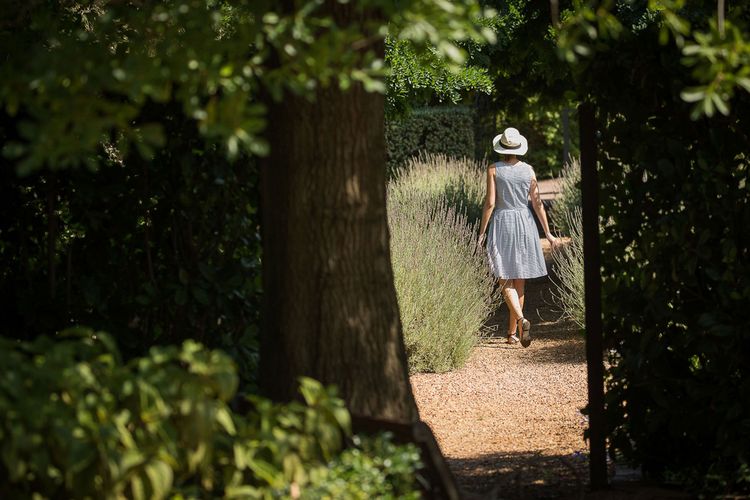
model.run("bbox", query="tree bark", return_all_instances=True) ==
[259,5,418,422]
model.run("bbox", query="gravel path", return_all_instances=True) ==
[411,240,590,499]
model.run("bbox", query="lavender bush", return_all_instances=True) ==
[550,157,582,237]
[547,156,585,328]
[388,155,495,373]
[550,206,585,328]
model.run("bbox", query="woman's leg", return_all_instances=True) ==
[513,279,526,334]
[502,280,525,335]
[511,278,532,346]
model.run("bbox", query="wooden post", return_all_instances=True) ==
[579,102,608,489]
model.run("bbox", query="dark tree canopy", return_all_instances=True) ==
[0,0,495,414]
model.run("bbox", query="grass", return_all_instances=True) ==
[388,154,495,373]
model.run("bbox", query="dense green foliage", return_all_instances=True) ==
[386,106,476,172]
[0,0,497,387]
[0,124,262,387]
[0,0,496,174]
[386,37,494,115]
[558,2,750,494]
[388,155,495,373]
[472,1,580,178]
[0,330,422,499]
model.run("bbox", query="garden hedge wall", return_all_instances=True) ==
[386,106,475,172]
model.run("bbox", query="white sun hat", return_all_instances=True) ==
[492,127,528,156]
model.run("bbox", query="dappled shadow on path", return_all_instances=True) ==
[452,451,694,499]
[526,337,586,365]
[416,243,592,498]
[454,269,588,499]
[451,450,589,499]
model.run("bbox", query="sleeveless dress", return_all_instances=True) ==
[486,161,547,280]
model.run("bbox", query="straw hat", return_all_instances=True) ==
[492,127,528,156]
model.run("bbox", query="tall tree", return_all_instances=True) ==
[260,58,418,420]
[258,1,495,420]
[1,0,494,420]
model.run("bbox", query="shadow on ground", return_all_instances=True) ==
[451,450,590,500]
[452,451,695,499]
[460,264,590,499]
[460,249,695,499]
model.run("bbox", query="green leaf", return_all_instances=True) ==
[248,458,282,486]
[331,406,352,434]
[737,77,750,93]
[144,460,173,500]
[216,406,237,435]
[298,377,323,405]
[225,485,262,498]
[680,87,705,103]
[130,474,146,500]
[711,93,729,116]
[573,43,592,56]
[437,41,465,64]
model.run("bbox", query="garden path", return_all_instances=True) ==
[411,239,590,499]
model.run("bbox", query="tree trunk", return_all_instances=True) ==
[259,5,418,422]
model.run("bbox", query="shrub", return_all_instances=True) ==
[548,156,585,328]
[386,37,493,116]
[388,155,495,373]
[386,106,475,172]
[302,434,421,499]
[0,119,262,391]
[569,5,750,493]
[0,329,421,499]
[388,153,486,223]
[550,156,582,237]
[550,206,585,329]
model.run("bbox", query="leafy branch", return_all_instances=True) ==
[554,0,750,119]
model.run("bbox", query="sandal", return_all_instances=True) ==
[518,318,532,348]
[506,334,519,344]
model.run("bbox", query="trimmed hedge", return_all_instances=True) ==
[386,106,475,172]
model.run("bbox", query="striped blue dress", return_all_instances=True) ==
[486,161,547,280]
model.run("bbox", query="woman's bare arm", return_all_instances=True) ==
[478,165,496,242]
[529,170,558,248]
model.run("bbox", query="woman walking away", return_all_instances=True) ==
[478,127,558,347]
